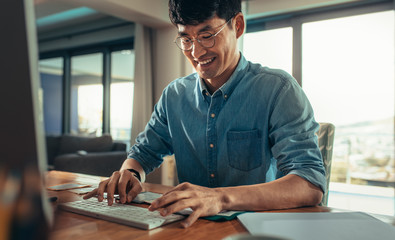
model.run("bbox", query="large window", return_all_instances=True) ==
[302,10,394,215]
[39,45,135,144]
[243,27,293,73]
[71,53,103,136]
[243,3,394,215]
[110,50,135,146]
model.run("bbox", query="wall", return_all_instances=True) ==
[145,26,191,184]
[40,73,62,135]
[152,26,191,103]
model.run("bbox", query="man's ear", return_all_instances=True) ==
[234,12,245,39]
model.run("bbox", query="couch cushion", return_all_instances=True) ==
[59,134,113,154]
[54,151,127,177]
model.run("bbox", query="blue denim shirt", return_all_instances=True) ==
[128,54,326,193]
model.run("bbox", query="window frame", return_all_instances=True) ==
[245,0,394,86]
[39,39,134,135]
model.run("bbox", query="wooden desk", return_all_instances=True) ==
[46,171,395,240]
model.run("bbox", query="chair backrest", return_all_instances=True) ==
[317,122,335,206]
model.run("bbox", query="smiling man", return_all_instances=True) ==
[84,0,326,228]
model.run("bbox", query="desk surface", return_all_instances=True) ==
[46,171,395,240]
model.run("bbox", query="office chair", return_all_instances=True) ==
[317,122,335,206]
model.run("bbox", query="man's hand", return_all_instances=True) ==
[83,169,143,205]
[148,182,225,228]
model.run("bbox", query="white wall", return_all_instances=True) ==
[152,26,191,103]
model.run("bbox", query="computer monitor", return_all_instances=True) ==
[0,0,53,239]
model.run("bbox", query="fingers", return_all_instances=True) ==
[126,179,142,202]
[106,171,121,205]
[96,178,110,202]
[117,172,129,203]
[148,183,224,228]
[150,197,202,228]
[181,210,202,228]
[83,170,141,205]
[149,182,195,211]
[82,178,111,202]
[161,199,192,217]
[83,188,98,200]
[149,190,188,211]
[118,170,142,203]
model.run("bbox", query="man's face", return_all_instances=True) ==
[177,15,241,85]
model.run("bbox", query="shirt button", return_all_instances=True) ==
[211,113,215,118]
[210,173,215,178]
[205,92,209,96]
[209,144,214,148]
[224,94,228,99]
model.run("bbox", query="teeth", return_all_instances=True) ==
[198,58,214,65]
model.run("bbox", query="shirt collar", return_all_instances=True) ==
[197,52,248,100]
[199,77,210,96]
[218,52,248,99]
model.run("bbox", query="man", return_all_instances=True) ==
[84,0,326,228]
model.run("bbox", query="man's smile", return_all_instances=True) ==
[195,57,216,67]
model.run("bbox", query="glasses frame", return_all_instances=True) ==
[174,18,233,51]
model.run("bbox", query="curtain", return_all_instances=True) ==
[130,23,154,145]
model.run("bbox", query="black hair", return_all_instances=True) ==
[168,0,241,26]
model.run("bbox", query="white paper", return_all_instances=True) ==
[238,212,395,240]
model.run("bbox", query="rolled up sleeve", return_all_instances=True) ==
[269,77,326,193]
[128,89,173,175]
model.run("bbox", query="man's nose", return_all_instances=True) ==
[191,41,207,59]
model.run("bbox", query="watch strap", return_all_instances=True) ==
[127,169,141,182]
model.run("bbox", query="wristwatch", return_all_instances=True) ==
[127,169,141,182]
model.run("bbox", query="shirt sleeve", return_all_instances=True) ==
[268,74,327,193]
[127,87,173,175]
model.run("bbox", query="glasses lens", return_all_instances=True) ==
[176,37,191,50]
[198,33,215,48]
[175,33,215,50]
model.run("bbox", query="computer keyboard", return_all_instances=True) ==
[130,191,163,204]
[59,197,185,230]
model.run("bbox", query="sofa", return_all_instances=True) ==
[46,134,128,177]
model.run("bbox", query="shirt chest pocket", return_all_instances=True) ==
[227,129,263,171]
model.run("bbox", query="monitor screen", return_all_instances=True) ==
[0,0,53,239]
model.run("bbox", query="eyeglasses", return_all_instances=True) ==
[174,18,232,51]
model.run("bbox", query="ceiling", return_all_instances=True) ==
[34,0,171,35]
[34,0,364,36]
